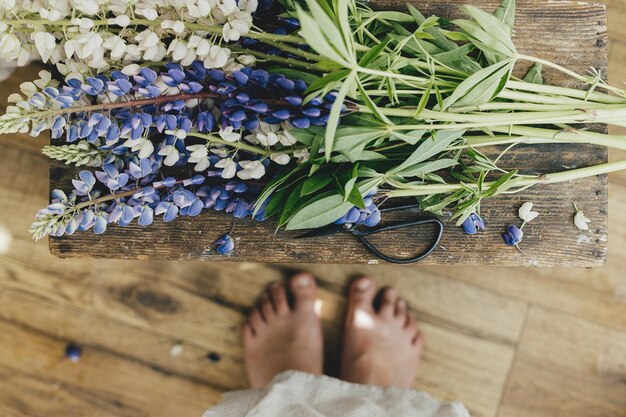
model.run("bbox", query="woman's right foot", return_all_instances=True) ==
[340,277,423,388]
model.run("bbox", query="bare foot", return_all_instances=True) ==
[340,277,423,388]
[243,273,323,388]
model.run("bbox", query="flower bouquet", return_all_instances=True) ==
[1,0,625,258]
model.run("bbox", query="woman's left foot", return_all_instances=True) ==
[243,273,323,388]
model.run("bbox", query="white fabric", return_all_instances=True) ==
[203,371,470,417]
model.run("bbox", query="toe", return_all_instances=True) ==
[289,272,317,312]
[260,293,275,321]
[405,314,418,335]
[242,323,255,341]
[346,276,376,324]
[379,288,398,319]
[412,330,424,348]
[270,282,289,316]
[248,308,265,332]
[395,299,407,317]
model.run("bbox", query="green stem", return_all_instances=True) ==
[518,54,625,97]
[498,90,589,105]
[230,46,320,70]
[366,105,626,129]
[187,132,301,156]
[506,80,625,104]
[9,18,304,44]
[385,158,626,197]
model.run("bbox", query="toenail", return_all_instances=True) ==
[296,275,311,287]
[356,278,371,291]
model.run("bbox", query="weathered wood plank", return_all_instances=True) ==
[0,319,222,417]
[497,307,626,417]
[43,0,609,265]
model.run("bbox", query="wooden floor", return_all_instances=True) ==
[1,3,626,417]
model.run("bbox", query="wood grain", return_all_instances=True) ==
[497,307,626,417]
[46,0,610,266]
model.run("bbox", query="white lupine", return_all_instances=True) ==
[270,153,291,165]
[186,145,211,171]
[237,160,265,180]
[573,204,591,230]
[33,32,57,62]
[293,148,310,163]
[158,145,180,166]
[1,0,257,74]
[215,157,237,178]
[219,126,241,142]
[103,35,127,60]
[518,202,539,223]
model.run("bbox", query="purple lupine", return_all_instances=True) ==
[502,225,524,246]
[462,213,485,234]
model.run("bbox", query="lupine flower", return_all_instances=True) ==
[502,225,524,246]
[518,202,539,223]
[573,203,591,230]
[213,233,235,255]
[65,343,82,363]
[1,0,257,75]
[462,213,485,234]
[334,190,382,227]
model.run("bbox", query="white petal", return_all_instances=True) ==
[518,202,534,221]
[574,211,590,230]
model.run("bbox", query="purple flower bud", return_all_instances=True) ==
[291,117,310,129]
[502,224,523,246]
[187,199,204,216]
[232,71,249,85]
[364,209,381,227]
[272,109,291,120]
[462,213,485,235]
[214,233,235,255]
[138,206,154,226]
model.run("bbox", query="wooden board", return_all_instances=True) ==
[48,0,610,265]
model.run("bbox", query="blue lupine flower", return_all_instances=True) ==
[462,213,485,234]
[213,233,235,255]
[334,196,381,227]
[502,225,524,246]
[65,343,82,363]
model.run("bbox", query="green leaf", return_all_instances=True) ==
[287,126,323,145]
[307,69,351,94]
[389,130,465,174]
[523,63,543,85]
[390,129,427,145]
[333,126,385,153]
[285,193,354,230]
[358,39,389,66]
[414,82,432,116]
[441,59,513,110]
[278,182,306,227]
[304,0,352,63]
[396,158,458,177]
[432,44,482,73]
[406,4,457,52]
[356,77,392,124]
[367,10,414,22]
[347,183,366,208]
[493,0,516,35]
[296,4,350,66]
[324,70,357,161]
[440,29,472,42]
[264,186,290,219]
[459,5,516,55]
[301,175,334,196]
[331,151,386,163]
[253,164,306,216]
